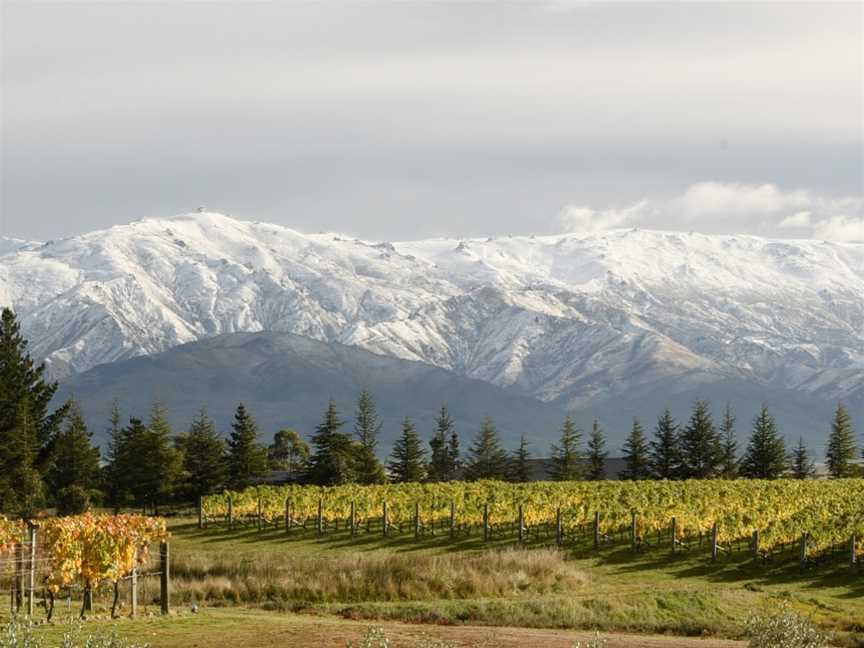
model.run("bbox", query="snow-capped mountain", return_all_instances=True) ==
[2,212,863,414]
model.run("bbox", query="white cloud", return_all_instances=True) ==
[812,215,864,242]
[559,200,652,234]
[778,211,812,228]
[559,182,863,242]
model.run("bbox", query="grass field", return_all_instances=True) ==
[9,517,864,647]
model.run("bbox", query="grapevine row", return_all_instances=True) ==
[203,479,864,560]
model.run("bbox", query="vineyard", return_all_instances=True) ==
[202,479,864,566]
[0,513,169,620]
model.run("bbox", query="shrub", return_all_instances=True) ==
[746,609,827,648]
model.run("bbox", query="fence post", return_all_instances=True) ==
[799,533,808,570]
[711,523,719,562]
[227,495,234,531]
[27,524,36,617]
[630,512,637,552]
[414,502,420,539]
[752,530,760,559]
[850,535,857,569]
[518,505,525,543]
[14,542,23,613]
[317,499,323,535]
[449,501,455,540]
[483,503,490,542]
[197,496,204,529]
[671,517,677,554]
[556,508,562,546]
[130,564,138,619]
[285,498,292,534]
[257,496,263,532]
[593,511,600,550]
[160,541,170,615]
[382,502,389,537]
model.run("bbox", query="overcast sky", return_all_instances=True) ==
[1,1,862,242]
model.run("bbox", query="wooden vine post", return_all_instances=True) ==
[518,505,525,544]
[350,501,357,538]
[257,496,263,532]
[555,507,562,546]
[27,524,36,617]
[799,533,808,570]
[160,541,170,615]
[414,502,421,539]
[14,542,24,613]
[449,501,456,540]
[630,512,638,552]
[317,498,324,535]
[483,503,490,542]
[752,530,760,559]
[197,496,204,530]
[593,511,600,550]
[130,564,138,619]
[382,502,389,538]
[227,495,234,531]
[670,517,677,554]
[850,535,857,570]
[711,522,719,561]
[285,498,292,534]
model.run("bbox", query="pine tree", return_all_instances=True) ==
[352,388,386,484]
[464,416,509,480]
[548,416,583,481]
[113,417,170,513]
[718,403,739,479]
[226,403,268,490]
[307,400,355,485]
[586,419,608,481]
[650,408,680,479]
[825,403,858,478]
[47,401,101,515]
[146,403,182,510]
[103,401,126,512]
[790,437,815,479]
[740,405,787,479]
[428,406,458,481]
[447,421,461,478]
[268,429,309,477]
[388,417,427,482]
[509,435,532,482]
[620,418,651,480]
[0,308,65,516]
[182,409,228,498]
[679,400,722,479]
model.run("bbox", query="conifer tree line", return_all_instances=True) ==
[0,308,862,518]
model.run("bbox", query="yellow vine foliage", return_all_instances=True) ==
[204,479,864,559]
[37,514,169,593]
[0,516,24,554]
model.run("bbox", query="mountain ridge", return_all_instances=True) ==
[3,212,863,432]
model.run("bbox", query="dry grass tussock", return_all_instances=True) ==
[171,547,588,605]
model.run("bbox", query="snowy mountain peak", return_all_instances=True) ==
[1,212,862,418]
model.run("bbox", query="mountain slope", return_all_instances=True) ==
[3,211,863,420]
[53,332,569,451]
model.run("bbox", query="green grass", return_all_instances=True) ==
[161,519,864,646]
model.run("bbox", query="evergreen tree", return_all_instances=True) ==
[352,389,386,484]
[226,403,268,490]
[0,308,65,516]
[509,435,532,482]
[650,408,680,480]
[740,405,787,479]
[718,403,739,479]
[102,401,126,512]
[464,416,509,480]
[182,409,228,498]
[387,417,427,482]
[307,400,355,485]
[678,400,722,479]
[268,428,309,477]
[147,403,182,509]
[620,418,651,480]
[428,406,459,481]
[113,416,177,513]
[825,403,858,478]
[548,416,583,481]
[586,419,608,480]
[47,401,101,515]
[447,420,461,478]
[790,437,815,479]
